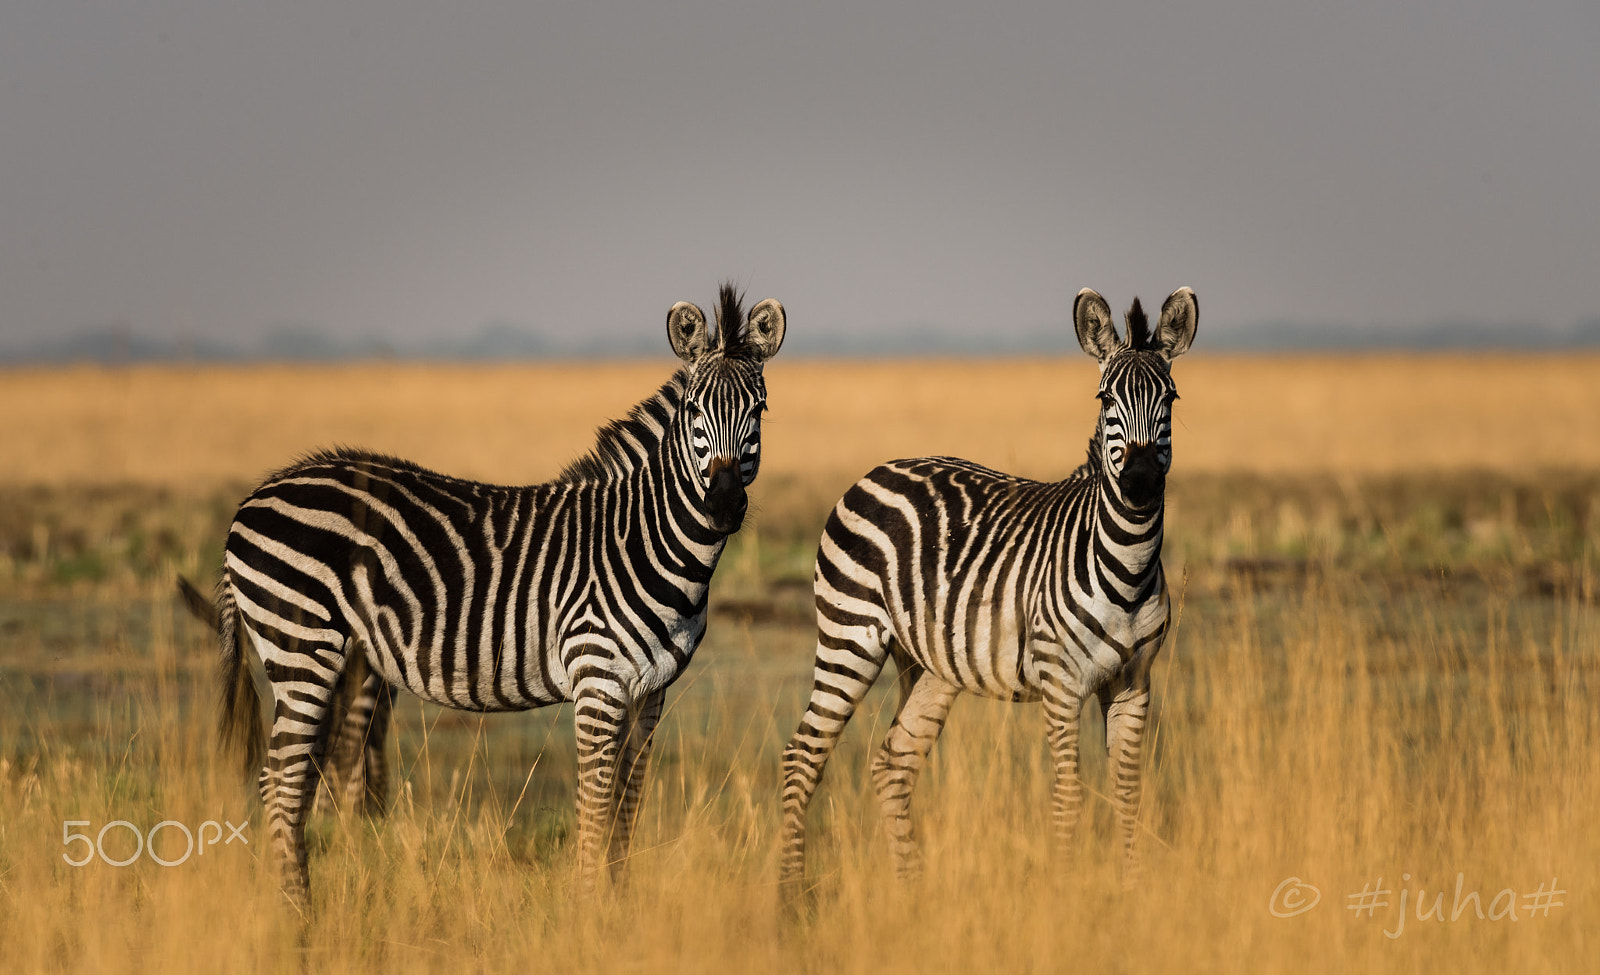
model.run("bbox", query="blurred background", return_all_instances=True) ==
[2,0,1597,361]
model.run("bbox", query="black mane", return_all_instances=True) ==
[555,370,688,483]
[1125,297,1150,351]
[717,282,745,355]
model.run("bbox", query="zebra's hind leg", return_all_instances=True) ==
[778,627,893,908]
[869,670,958,882]
[252,628,349,907]
[359,678,396,817]
[1099,675,1152,887]
[312,652,376,818]
[606,687,665,885]
[313,661,395,819]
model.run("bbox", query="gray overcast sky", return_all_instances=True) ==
[2,1,1596,352]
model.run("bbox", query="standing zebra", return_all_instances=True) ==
[208,285,784,902]
[778,287,1196,902]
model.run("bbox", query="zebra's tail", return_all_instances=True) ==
[176,574,265,776]
[176,574,221,631]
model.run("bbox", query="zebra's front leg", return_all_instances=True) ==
[870,671,958,882]
[571,676,629,896]
[1041,677,1087,870]
[1099,676,1152,886]
[606,687,664,884]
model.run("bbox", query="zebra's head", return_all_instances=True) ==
[666,285,786,535]
[1074,287,1199,510]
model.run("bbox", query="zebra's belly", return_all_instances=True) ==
[899,605,1039,701]
[363,632,563,712]
[353,587,708,709]
[394,668,561,713]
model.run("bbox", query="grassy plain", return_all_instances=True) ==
[2,355,1598,972]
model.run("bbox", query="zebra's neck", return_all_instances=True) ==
[1098,485,1164,568]
[642,409,732,579]
[1079,415,1164,598]
[1078,473,1166,607]
[553,368,729,576]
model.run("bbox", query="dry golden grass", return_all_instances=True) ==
[2,572,1595,972]
[3,356,1599,972]
[6,354,1600,490]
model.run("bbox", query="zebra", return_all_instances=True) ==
[202,284,784,903]
[778,287,1197,903]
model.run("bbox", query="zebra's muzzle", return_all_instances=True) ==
[1118,443,1167,509]
[706,458,748,534]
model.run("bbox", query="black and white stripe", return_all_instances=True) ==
[778,287,1197,901]
[210,284,785,902]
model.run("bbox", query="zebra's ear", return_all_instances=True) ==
[1074,288,1121,362]
[1154,287,1199,361]
[667,301,713,361]
[742,298,786,361]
